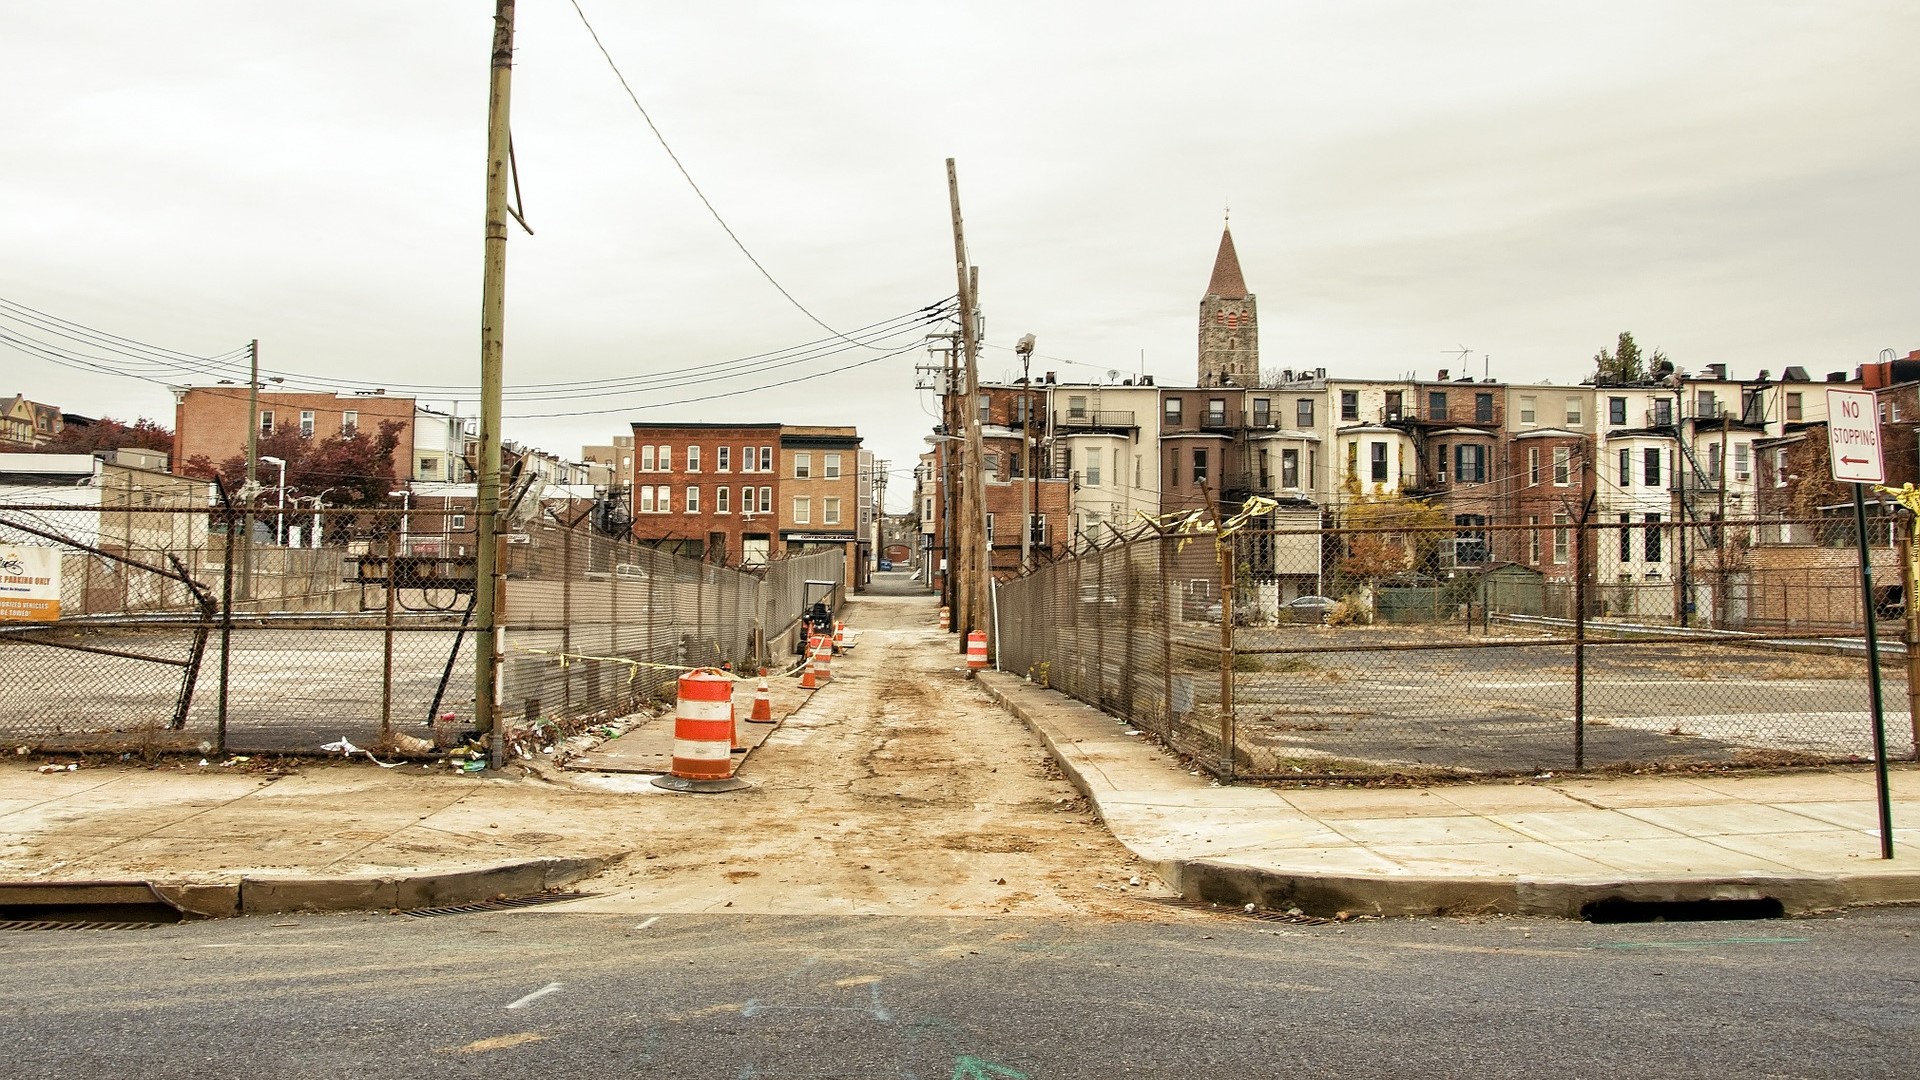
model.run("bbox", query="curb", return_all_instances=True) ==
[1,856,610,920]
[976,673,1920,919]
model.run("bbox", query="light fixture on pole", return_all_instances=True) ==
[389,489,412,555]
[1015,333,1037,571]
[258,456,287,545]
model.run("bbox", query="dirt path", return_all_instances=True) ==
[563,592,1172,918]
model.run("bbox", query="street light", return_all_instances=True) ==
[258,455,287,545]
[1015,333,1037,571]
[389,489,411,555]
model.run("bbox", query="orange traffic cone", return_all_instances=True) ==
[799,636,820,689]
[749,668,774,722]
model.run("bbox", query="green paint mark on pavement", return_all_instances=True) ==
[952,1054,1030,1080]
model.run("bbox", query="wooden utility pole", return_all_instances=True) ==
[947,158,990,650]
[475,0,516,766]
[243,338,260,600]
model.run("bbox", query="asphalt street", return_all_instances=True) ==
[2,906,1914,1079]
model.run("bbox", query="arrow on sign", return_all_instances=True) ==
[951,1056,1030,1080]
[1843,457,1872,465]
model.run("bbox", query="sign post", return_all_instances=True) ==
[1827,388,1894,859]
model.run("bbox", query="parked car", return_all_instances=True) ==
[1284,595,1339,623]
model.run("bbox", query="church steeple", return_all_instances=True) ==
[1198,222,1258,387]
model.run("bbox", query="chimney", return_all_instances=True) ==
[1438,369,1449,382]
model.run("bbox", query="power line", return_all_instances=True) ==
[564,0,890,352]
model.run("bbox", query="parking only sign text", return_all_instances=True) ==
[1827,388,1885,484]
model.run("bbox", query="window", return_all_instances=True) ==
[1565,397,1583,425]
[740,486,755,514]
[1339,391,1358,421]
[795,452,812,479]
[341,410,357,433]
[299,410,315,437]
[977,394,991,425]
[1553,511,1570,564]
[1618,514,1633,562]
[1653,398,1673,426]
[1281,448,1300,489]
[759,446,772,472]
[1455,444,1487,484]
[1084,451,1101,487]
[1644,513,1663,562]
[1528,516,1541,565]
[1168,448,1181,485]
[717,446,731,472]
[1696,390,1718,419]
[1297,398,1316,427]
[741,447,755,473]
[1428,391,1448,421]
[1369,441,1389,483]
[1786,392,1803,421]
[1734,442,1751,481]
[1206,398,1227,425]
[681,485,698,513]
[717,486,730,514]
[640,487,655,513]
[451,514,467,530]
[825,453,841,479]
[793,497,811,524]
[985,512,996,544]
[687,446,700,472]
[1164,398,1183,426]
[1192,449,1208,485]
[1708,442,1723,478]
[641,446,655,472]
[1252,398,1270,427]
[1519,396,1536,424]
[1029,513,1047,546]
[759,487,772,513]
[1528,446,1540,485]
[1643,447,1661,487]
[823,496,841,525]
[1068,395,1087,419]
[1553,447,1571,486]
[1454,514,1488,564]
[1741,387,1762,423]
[1256,448,1271,487]
[1475,392,1494,423]
[1346,441,1359,482]
[659,446,672,471]
[1608,397,1627,425]
[1383,390,1403,421]
[259,410,274,436]
[1435,443,1449,483]
[1618,448,1630,486]
[921,496,932,523]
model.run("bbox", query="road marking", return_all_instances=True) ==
[635,916,660,930]
[506,982,564,1010]
[455,1032,546,1054]
[199,942,343,949]
[1593,937,1810,950]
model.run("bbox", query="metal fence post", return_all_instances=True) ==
[381,528,397,738]
[1219,532,1235,781]
[1573,500,1591,770]
[562,526,574,719]
[216,486,237,755]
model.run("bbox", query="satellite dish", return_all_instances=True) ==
[1107,369,1121,383]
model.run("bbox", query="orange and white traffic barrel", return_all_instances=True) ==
[749,668,774,723]
[659,669,737,784]
[966,630,988,674]
[812,633,834,684]
[939,605,950,632]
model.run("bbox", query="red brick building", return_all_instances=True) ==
[171,387,419,479]
[628,422,782,566]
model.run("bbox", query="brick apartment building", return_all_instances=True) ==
[779,426,864,587]
[171,387,419,480]
[628,422,783,566]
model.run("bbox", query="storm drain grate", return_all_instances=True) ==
[1139,896,1331,925]
[0,919,160,932]
[404,892,595,918]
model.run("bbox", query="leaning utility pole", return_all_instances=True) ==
[946,159,989,650]
[243,338,260,600]
[475,0,516,767]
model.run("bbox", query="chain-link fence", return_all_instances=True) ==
[0,502,843,757]
[996,514,1919,781]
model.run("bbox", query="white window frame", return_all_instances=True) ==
[824,453,841,479]
[641,445,656,472]
[823,496,841,525]
[759,486,772,513]
[795,452,812,479]
[717,446,731,472]
[686,485,701,513]
[639,487,656,513]
[741,446,755,473]
[687,445,701,472]
[299,410,315,437]
[341,410,357,433]
[716,486,730,514]
[793,496,811,524]
[658,446,672,471]
[760,446,773,472]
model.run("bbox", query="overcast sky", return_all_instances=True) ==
[4,2,1916,509]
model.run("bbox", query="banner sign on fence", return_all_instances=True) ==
[1826,388,1884,484]
[0,545,61,622]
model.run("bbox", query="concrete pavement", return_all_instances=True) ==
[978,671,1920,917]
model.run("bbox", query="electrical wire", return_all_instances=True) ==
[564,0,892,352]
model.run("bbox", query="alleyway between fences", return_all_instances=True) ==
[562,592,1166,917]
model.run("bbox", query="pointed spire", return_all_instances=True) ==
[1205,225,1248,298]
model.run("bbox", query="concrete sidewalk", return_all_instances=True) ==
[0,673,807,919]
[978,672,1920,918]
